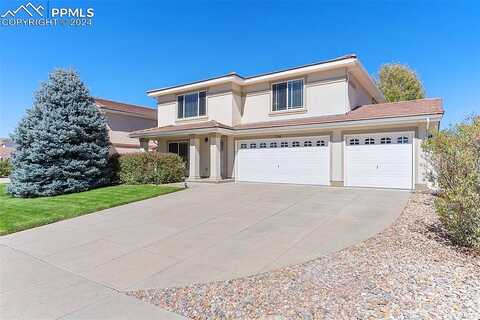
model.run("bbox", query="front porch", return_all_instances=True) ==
[139,133,235,182]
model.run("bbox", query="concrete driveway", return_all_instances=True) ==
[0,183,410,319]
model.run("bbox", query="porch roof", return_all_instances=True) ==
[130,98,443,138]
[129,120,233,138]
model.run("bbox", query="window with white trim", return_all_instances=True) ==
[240,143,247,149]
[365,138,375,145]
[292,141,300,147]
[349,138,359,145]
[177,91,206,119]
[272,79,304,111]
[270,142,277,148]
[259,142,267,148]
[280,142,288,148]
[304,141,312,147]
[316,140,326,146]
[397,136,409,144]
[380,137,392,144]
[250,143,257,149]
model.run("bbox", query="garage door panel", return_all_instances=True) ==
[237,137,330,185]
[345,133,413,189]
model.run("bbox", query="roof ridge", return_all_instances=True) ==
[94,97,155,111]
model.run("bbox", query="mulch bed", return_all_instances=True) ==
[128,192,480,319]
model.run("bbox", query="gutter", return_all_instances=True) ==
[129,114,443,139]
[146,55,360,97]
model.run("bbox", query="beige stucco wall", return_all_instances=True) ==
[157,84,240,127]
[155,68,362,128]
[104,112,156,153]
[157,94,177,127]
[240,69,349,124]
[347,75,372,109]
[207,84,234,126]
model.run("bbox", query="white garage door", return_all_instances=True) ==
[237,136,330,185]
[344,132,414,189]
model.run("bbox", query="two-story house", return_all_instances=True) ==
[130,54,443,190]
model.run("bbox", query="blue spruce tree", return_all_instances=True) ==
[8,69,111,197]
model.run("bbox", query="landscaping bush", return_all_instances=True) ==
[423,116,480,248]
[0,159,12,177]
[118,152,185,185]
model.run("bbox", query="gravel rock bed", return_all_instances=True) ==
[128,193,480,319]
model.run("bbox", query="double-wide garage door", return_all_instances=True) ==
[237,136,330,185]
[344,132,414,189]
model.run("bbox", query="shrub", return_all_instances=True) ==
[423,116,480,248]
[0,159,12,177]
[118,152,185,185]
[8,69,110,197]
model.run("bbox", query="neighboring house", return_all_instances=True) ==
[94,98,157,154]
[130,54,443,190]
[0,138,15,160]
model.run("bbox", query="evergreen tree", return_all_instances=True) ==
[8,69,110,197]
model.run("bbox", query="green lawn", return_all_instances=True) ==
[0,184,182,235]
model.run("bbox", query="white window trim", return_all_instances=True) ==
[176,90,207,120]
[271,78,305,113]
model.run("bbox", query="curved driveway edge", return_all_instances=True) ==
[0,183,409,319]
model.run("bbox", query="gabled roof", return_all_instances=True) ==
[130,98,443,138]
[146,54,385,103]
[94,98,156,119]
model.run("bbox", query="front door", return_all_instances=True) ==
[168,142,190,177]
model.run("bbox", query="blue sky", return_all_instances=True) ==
[1,0,479,137]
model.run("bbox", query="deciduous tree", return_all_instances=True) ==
[377,64,425,102]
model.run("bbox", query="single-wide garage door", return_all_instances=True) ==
[237,136,330,185]
[344,132,414,189]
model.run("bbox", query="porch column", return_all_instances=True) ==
[139,138,149,152]
[226,135,235,178]
[189,135,200,180]
[330,130,343,186]
[157,139,167,153]
[209,133,222,180]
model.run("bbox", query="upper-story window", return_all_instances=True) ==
[272,79,304,111]
[177,91,206,119]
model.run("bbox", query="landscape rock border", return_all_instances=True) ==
[129,192,480,319]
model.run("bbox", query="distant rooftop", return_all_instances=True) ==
[94,98,156,119]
